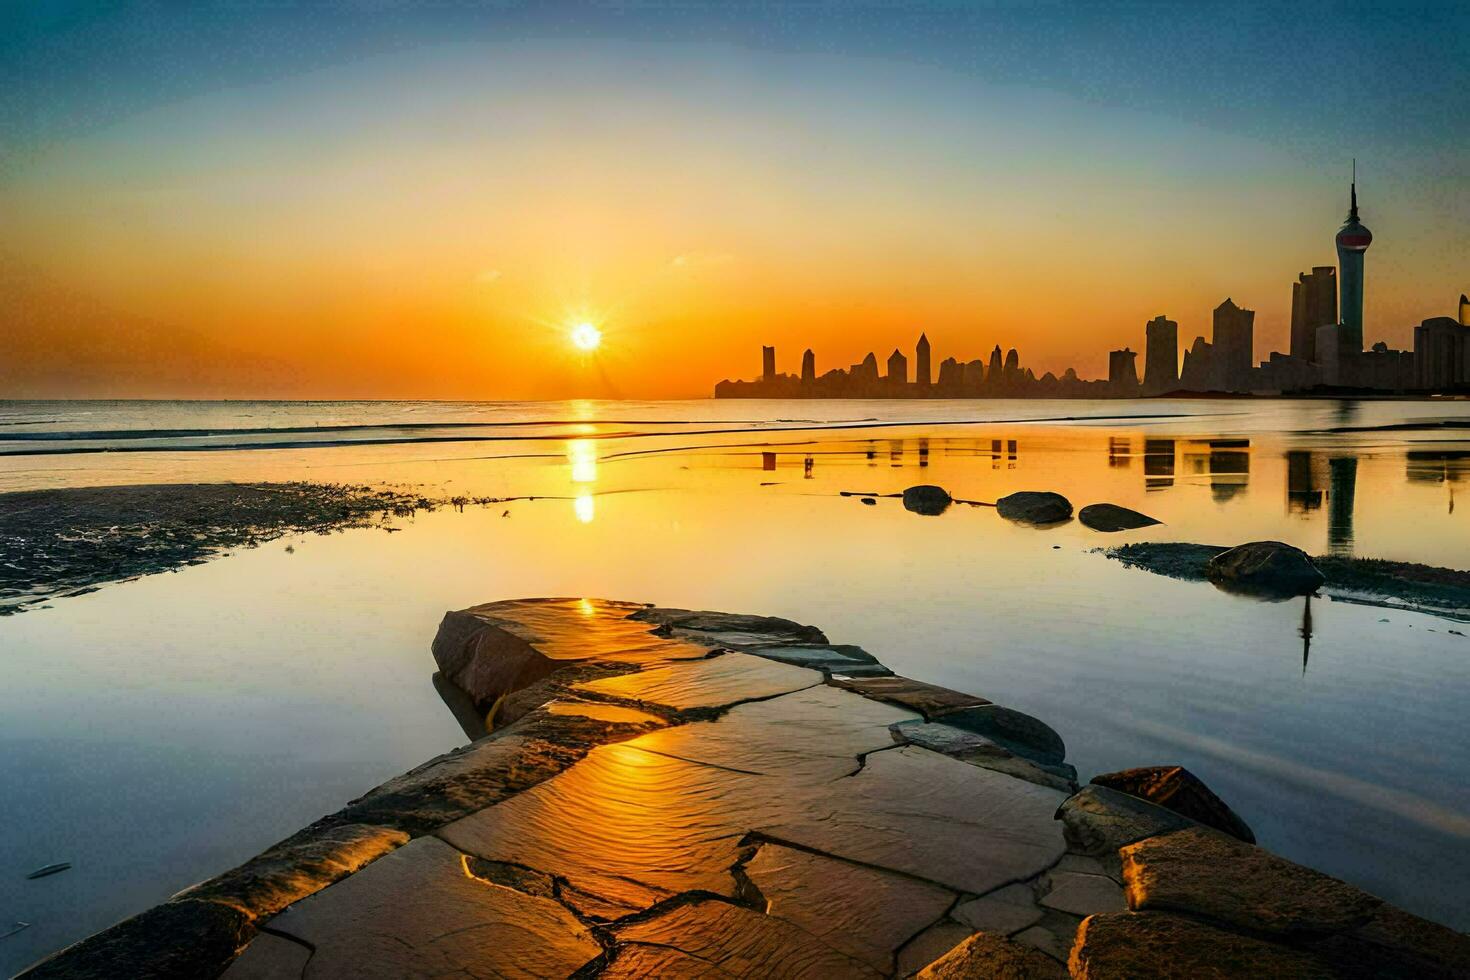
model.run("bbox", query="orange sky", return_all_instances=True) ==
[2,40,1465,399]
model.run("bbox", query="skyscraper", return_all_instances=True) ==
[801,348,815,383]
[1212,298,1255,391]
[1108,348,1140,393]
[1290,267,1337,362]
[1143,315,1178,395]
[1335,166,1373,353]
[762,345,776,383]
[887,349,908,385]
[915,333,931,386]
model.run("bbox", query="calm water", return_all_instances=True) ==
[2,398,1469,972]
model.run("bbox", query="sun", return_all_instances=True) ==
[570,322,602,351]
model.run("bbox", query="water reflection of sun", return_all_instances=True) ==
[574,492,595,524]
[567,439,597,484]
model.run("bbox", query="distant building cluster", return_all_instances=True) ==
[717,177,1470,399]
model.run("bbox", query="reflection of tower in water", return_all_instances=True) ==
[1286,451,1324,513]
[1327,456,1358,556]
[1108,437,1131,468]
[1179,440,1249,500]
[919,438,929,468]
[1143,439,1175,490]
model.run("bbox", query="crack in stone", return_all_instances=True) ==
[838,740,907,780]
[736,830,967,896]
[622,744,768,777]
[255,922,318,978]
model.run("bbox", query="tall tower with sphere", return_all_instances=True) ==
[1335,162,1373,353]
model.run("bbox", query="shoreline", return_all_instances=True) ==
[0,482,441,616]
[21,598,1468,977]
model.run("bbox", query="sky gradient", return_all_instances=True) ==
[3,2,1467,399]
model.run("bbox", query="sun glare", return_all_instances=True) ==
[571,322,602,351]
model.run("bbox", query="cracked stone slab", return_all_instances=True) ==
[915,930,1068,979]
[1055,785,1198,870]
[891,720,1076,792]
[178,821,409,920]
[758,745,1068,896]
[895,920,976,976]
[830,674,990,718]
[1121,827,1381,937]
[327,732,581,836]
[598,942,736,978]
[543,699,666,726]
[612,897,881,978]
[1039,872,1127,917]
[574,651,822,713]
[434,598,713,707]
[263,836,600,978]
[740,642,891,677]
[219,933,311,979]
[741,843,956,971]
[625,683,917,782]
[1070,911,1337,979]
[629,606,829,648]
[438,741,765,913]
[930,704,1068,767]
[17,898,254,980]
[1013,923,1073,963]
[952,883,1045,934]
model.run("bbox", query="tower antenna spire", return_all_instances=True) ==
[1350,158,1358,219]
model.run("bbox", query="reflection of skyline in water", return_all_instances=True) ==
[736,431,1470,564]
[1144,439,1175,491]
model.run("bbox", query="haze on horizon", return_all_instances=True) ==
[2,2,1466,400]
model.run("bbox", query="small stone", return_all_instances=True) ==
[1120,827,1381,937]
[1069,911,1336,979]
[953,883,1044,934]
[916,930,1067,979]
[936,704,1068,767]
[1054,786,1197,868]
[860,496,877,505]
[1091,765,1254,843]
[1078,503,1162,532]
[1039,872,1126,917]
[891,720,1076,792]
[903,485,953,515]
[832,675,990,718]
[1204,540,1325,598]
[996,491,1073,525]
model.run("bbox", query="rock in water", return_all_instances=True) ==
[1078,503,1161,532]
[1091,766,1254,843]
[1205,541,1324,598]
[996,491,1072,525]
[902,485,953,516]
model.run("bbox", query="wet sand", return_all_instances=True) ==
[0,483,437,615]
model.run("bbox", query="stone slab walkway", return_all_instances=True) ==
[22,599,1470,979]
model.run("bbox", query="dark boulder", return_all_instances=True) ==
[996,491,1072,525]
[902,485,952,516]
[1091,765,1254,843]
[1079,503,1162,532]
[1205,541,1324,598]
